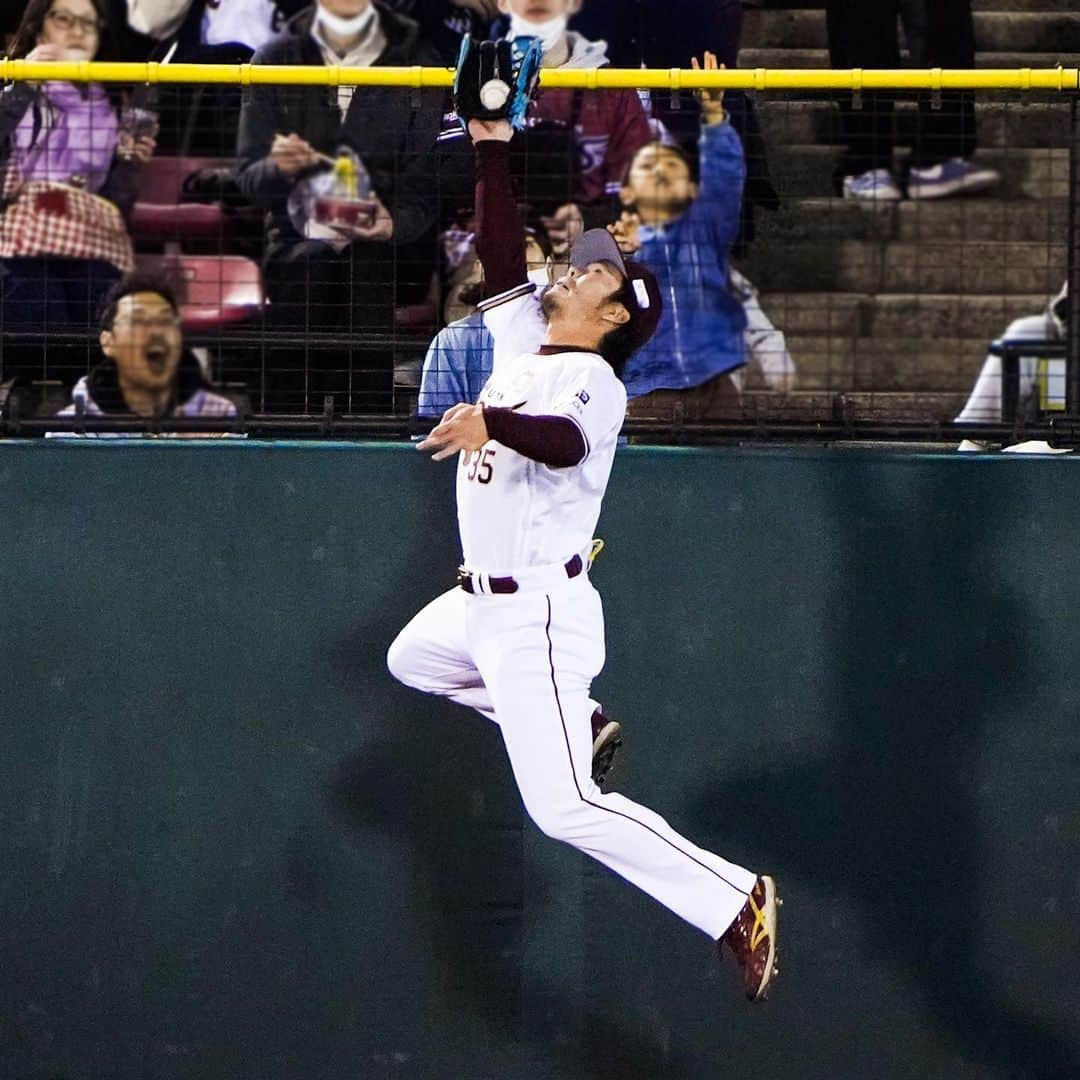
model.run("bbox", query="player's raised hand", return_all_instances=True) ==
[417,403,489,462]
[692,52,727,125]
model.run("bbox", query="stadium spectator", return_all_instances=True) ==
[955,282,1068,430]
[51,273,238,428]
[827,0,1000,200]
[418,227,555,416]
[570,0,778,257]
[123,0,303,54]
[729,267,796,396]
[417,255,795,420]
[614,54,748,419]
[0,0,155,331]
[235,0,444,410]
[119,1,314,155]
[381,0,498,62]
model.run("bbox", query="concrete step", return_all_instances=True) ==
[972,0,1079,12]
[755,290,1052,339]
[754,197,1067,246]
[738,48,1077,70]
[757,97,1070,149]
[745,238,1065,294]
[765,143,1067,199]
[781,333,990,391]
[742,10,1080,53]
[739,388,970,423]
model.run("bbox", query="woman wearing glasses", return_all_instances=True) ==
[0,0,156,334]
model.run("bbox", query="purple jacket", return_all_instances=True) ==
[0,80,140,216]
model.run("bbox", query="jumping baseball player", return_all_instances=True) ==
[387,43,779,1000]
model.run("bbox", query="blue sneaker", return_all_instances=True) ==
[907,157,1000,200]
[842,168,902,201]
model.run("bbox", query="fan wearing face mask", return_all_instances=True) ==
[0,0,156,334]
[236,0,444,413]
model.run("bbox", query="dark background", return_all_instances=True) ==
[1,442,1078,1079]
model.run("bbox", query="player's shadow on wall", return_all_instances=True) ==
[689,460,1079,1078]
[328,725,705,1080]
[326,624,703,1079]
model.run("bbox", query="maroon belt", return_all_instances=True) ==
[457,553,584,595]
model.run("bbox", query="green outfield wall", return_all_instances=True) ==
[1,442,1077,1080]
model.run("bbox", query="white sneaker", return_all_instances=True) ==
[908,157,1000,200]
[842,168,902,201]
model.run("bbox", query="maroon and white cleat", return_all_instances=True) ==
[718,875,781,1001]
[590,708,622,786]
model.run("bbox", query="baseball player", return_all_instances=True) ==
[387,44,779,1000]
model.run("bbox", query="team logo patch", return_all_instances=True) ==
[577,389,591,405]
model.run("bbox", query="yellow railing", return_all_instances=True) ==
[0,61,1077,91]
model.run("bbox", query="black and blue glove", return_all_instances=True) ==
[453,35,543,131]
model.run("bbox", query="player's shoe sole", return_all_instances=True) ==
[719,874,781,1001]
[591,716,622,786]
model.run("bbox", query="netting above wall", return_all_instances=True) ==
[0,59,1075,440]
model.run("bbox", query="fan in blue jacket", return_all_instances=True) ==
[614,90,747,398]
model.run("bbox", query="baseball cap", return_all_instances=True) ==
[570,228,663,353]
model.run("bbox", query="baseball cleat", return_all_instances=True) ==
[590,708,622,786]
[718,875,780,1001]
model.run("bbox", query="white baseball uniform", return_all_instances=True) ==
[388,283,756,939]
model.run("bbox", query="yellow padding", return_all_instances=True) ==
[1,61,1077,91]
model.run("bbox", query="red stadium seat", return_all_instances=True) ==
[135,254,263,330]
[130,157,231,242]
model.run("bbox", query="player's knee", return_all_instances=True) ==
[385,633,416,688]
[522,792,595,844]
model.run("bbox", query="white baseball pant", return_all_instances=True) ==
[387,572,756,939]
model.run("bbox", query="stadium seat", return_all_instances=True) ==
[135,254,263,330]
[130,157,232,242]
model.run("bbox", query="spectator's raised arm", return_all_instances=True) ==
[691,53,745,250]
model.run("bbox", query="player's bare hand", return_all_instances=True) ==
[607,211,641,256]
[332,192,395,242]
[439,402,473,424]
[540,203,584,257]
[468,118,514,143]
[417,403,489,462]
[270,132,319,177]
[692,52,727,125]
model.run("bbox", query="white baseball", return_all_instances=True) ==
[479,80,511,111]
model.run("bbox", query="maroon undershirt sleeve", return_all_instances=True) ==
[474,141,527,298]
[482,406,587,468]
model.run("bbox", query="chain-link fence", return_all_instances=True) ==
[0,49,1076,440]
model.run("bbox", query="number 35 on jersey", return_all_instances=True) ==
[462,447,496,484]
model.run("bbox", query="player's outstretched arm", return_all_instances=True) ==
[471,122,528,297]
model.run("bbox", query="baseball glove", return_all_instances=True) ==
[453,35,543,131]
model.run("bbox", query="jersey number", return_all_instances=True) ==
[463,447,495,484]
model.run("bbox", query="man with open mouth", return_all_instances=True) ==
[50,273,239,433]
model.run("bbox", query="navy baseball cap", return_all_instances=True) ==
[570,228,663,353]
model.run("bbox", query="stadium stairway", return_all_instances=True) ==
[736,0,1078,422]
